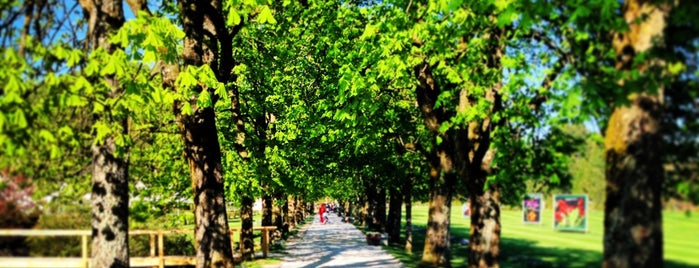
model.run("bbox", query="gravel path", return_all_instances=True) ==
[268,212,406,268]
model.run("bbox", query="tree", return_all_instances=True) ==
[77,0,132,265]
[603,0,674,266]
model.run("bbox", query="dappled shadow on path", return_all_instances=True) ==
[276,213,404,268]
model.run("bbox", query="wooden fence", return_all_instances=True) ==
[0,226,277,268]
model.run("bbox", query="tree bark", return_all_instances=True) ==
[468,185,500,268]
[274,192,286,237]
[414,61,457,267]
[288,196,296,227]
[182,108,233,267]
[82,0,129,266]
[387,186,402,244]
[420,163,455,267]
[240,195,255,261]
[262,193,273,227]
[603,1,669,266]
[403,177,413,253]
[178,0,235,266]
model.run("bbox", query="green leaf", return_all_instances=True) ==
[181,102,193,116]
[65,49,82,67]
[92,121,111,145]
[258,5,276,24]
[143,50,156,64]
[13,110,27,128]
[101,59,117,76]
[197,90,212,108]
[39,129,56,143]
[228,8,242,26]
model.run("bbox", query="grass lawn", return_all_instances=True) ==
[384,203,699,267]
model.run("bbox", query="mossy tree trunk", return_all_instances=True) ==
[603,1,669,266]
[415,61,457,267]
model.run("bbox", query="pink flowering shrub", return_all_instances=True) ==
[0,170,39,256]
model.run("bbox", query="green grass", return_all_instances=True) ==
[384,204,699,267]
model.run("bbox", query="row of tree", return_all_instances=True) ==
[1,0,697,267]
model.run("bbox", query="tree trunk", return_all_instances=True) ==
[403,178,413,253]
[366,181,385,231]
[240,195,255,261]
[275,192,287,237]
[387,186,402,244]
[262,193,273,227]
[181,108,234,267]
[603,1,669,266]
[374,186,387,232]
[91,139,129,268]
[178,0,235,266]
[361,195,369,227]
[288,196,296,228]
[420,164,455,267]
[83,0,129,266]
[468,185,501,268]
[414,61,457,267]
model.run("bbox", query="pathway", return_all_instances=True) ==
[268,212,406,268]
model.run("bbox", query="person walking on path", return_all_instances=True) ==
[319,203,327,224]
[276,211,405,267]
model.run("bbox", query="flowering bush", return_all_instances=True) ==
[0,170,39,256]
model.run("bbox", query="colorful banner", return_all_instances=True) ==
[462,201,471,218]
[522,194,543,224]
[553,194,588,232]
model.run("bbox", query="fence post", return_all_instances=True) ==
[150,233,156,257]
[262,228,270,258]
[158,231,164,268]
[81,235,88,268]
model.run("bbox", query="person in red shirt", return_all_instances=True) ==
[319,203,327,224]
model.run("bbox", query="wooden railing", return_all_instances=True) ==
[0,226,277,268]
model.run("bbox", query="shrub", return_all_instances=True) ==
[0,170,39,256]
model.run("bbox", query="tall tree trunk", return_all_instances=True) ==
[374,186,387,232]
[91,136,129,268]
[81,0,129,266]
[421,163,455,267]
[179,0,235,266]
[457,26,505,267]
[182,108,233,267]
[288,196,296,228]
[387,186,402,244]
[468,183,500,268]
[603,1,669,266]
[274,192,286,237]
[262,193,273,227]
[240,195,255,261]
[415,61,456,267]
[281,194,290,235]
[403,177,413,253]
[361,195,369,227]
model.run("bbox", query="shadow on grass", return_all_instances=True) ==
[384,227,697,268]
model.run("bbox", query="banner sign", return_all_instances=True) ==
[462,201,471,218]
[553,194,588,232]
[522,194,543,224]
